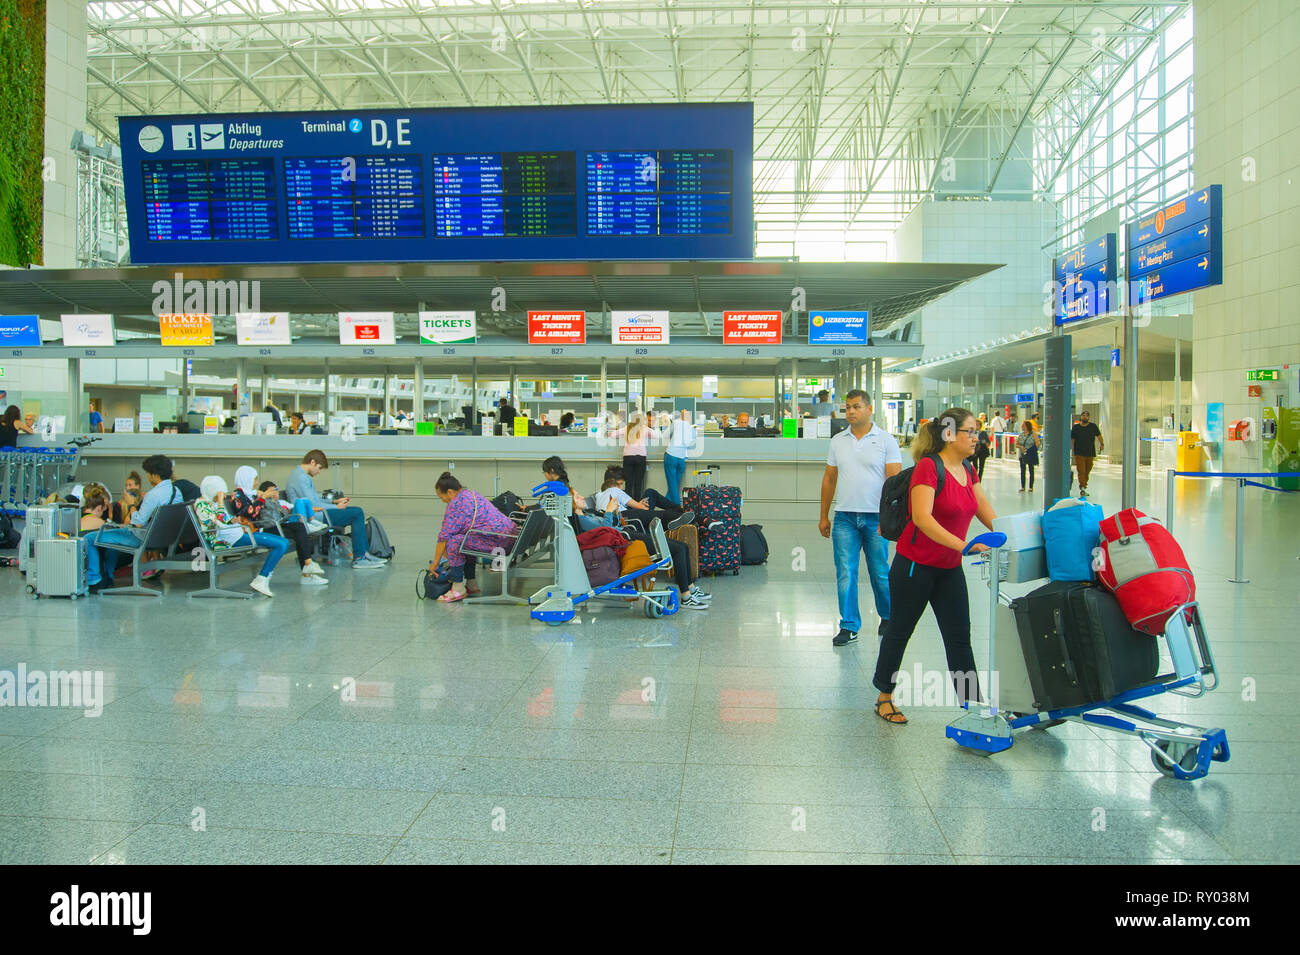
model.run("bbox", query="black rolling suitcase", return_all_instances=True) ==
[1011,580,1160,710]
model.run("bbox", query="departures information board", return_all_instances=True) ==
[119,104,752,263]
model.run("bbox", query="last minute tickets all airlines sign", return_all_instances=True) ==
[723,310,783,345]
[528,311,586,345]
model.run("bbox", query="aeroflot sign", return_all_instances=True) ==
[0,315,41,347]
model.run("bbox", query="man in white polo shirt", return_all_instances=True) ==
[819,389,903,647]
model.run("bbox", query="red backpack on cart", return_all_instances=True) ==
[1094,508,1195,635]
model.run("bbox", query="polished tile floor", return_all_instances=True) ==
[1,454,1295,864]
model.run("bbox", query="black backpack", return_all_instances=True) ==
[740,525,768,565]
[878,454,974,542]
[0,511,19,549]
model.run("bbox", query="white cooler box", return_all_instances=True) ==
[992,510,1046,583]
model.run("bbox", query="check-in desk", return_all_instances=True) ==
[46,433,835,522]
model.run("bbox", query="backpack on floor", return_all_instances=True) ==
[740,525,768,565]
[1094,508,1195,635]
[365,516,395,559]
[0,511,18,549]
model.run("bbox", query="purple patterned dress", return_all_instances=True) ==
[438,488,518,566]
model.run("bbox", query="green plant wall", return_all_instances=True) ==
[0,0,45,267]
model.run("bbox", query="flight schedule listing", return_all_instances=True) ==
[586,149,732,236]
[141,158,277,241]
[284,155,425,240]
[433,152,577,238]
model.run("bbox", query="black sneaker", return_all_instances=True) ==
[832,629,857,647]
[878,619,889,637]
[667,510,695,531]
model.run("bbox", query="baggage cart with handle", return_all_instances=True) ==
[945,532,1230,781]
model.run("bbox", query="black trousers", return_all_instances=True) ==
[872,554,980,701]
[1019,458,1036,489]
[622,454,648,501]
[975,452,988,479]
[625,527,692,592]
[276,520,313,568]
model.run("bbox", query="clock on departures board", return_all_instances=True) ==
[118,103,753,263]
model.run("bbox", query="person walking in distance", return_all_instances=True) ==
[973,423,991,480]
[871,409,998,724]
[819,390,903,647]
[1017,419,1040,492]
[1070,410,1104,497]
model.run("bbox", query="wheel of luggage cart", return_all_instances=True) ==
[25,583,34,594]
[1151,739,1201,778]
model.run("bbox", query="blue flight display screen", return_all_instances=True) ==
[284,155,424,240]
[586,149,732,236]
[433,152,576,237]
[142,158,277,242]
[119,104,753,262]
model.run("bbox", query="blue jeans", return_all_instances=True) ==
[831,511,891,634]
[577,512,616,532]
[664,453,687,506]
[326,506,369,558]
[88,527,142,584]
[84,533,121,585]
[236,531,290,577]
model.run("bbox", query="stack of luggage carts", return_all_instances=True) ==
[2,446,81,516]
[947,502,1230,781]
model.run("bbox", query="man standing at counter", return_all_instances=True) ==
[285,450,388,569]
[819,390,902,647]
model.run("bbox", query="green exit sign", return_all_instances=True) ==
[1247,369,1280,381]
[0,366,5,378]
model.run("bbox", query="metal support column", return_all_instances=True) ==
[383,373,391,422]
[1122,311,1139,509]
[67,358,82,432]
[509,365,517,409]
[179,358,189,419]
[791,358,799,418]
[774,370,780,421]
[414,358,425,422]
[322,359,330,415]
[873,358,883,407]
[470,358,478,429]
[625,357,632,415]
[600,358,608,421]
[235,358,247,415]
[991,369,998,415]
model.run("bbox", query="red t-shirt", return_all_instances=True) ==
[897,455,979,569]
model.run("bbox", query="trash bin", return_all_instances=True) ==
[1176,432,1202,472]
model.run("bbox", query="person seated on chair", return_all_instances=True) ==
[736,412,751,428]
[86,454,182,589]
[430,471,520,603]
[284,449,388,570]
[541,455,611,532]
[117,470,143,523]
[79,484,119,593]
[232,466,327,588]
[197,475,291,598]
[288,411,307,435]
[594,466,693,531]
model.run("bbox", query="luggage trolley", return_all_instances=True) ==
[527,481,680,626]
[946,531,1230,781]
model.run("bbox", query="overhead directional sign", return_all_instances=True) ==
[1053,233,1117,325]
[1127,185,1222,304]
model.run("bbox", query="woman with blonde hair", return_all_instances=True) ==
[870,408,998,725]
[612,409,650,501]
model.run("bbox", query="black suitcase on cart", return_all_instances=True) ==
[1010,580,1160,711]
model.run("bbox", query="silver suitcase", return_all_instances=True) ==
[33,537,89,599]
[21,505,81,576]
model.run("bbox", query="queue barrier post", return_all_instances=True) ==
[1230,478,1249,584]
[1166,470,1300,585]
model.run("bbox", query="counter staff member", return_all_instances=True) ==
[819,389,902,647]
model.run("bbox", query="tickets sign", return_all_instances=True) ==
[60,314,115,346]
[419,310,477,345]
[159,313,214,346]
[612,310,669,345]
[723,310,783,345]
[339,312,395,346]
[235,312,291,346]
[528,311,585,344]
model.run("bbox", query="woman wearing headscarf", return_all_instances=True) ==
[197,474,291,597]
[230,465,327,586]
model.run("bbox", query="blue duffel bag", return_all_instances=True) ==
[1041,498,1104,581]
